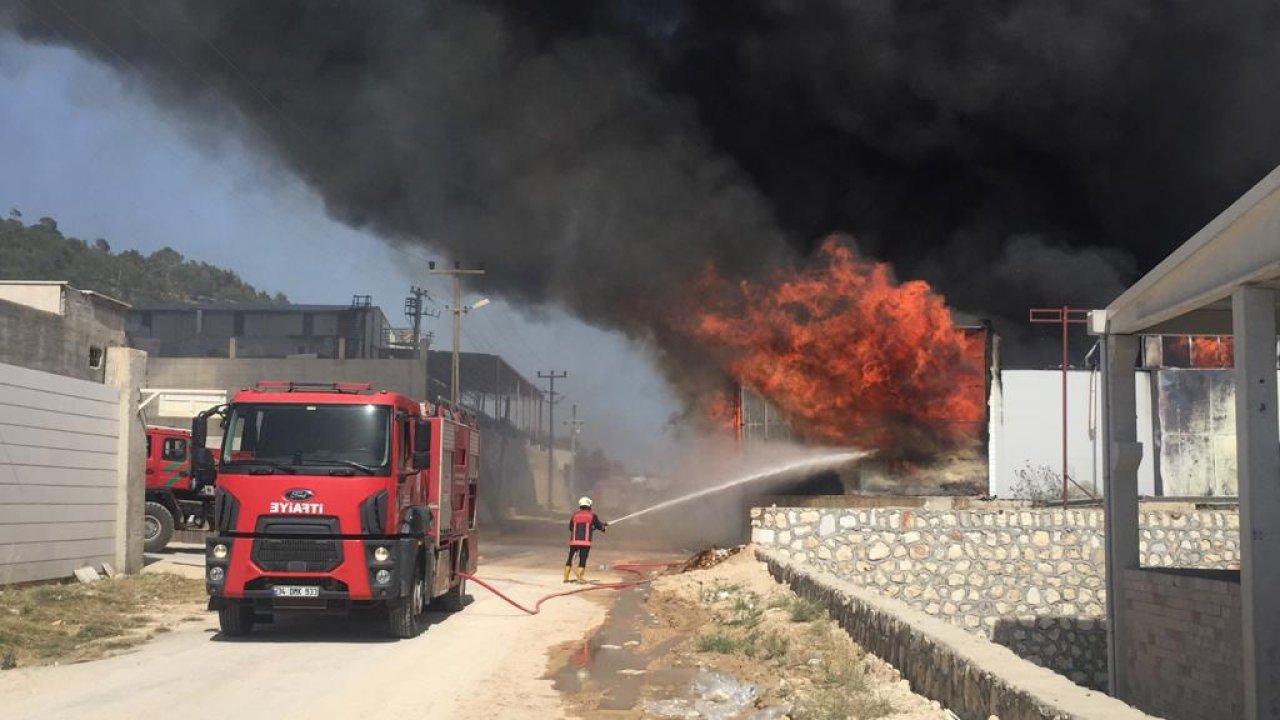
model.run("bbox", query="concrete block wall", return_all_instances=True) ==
[751,504,1240,689]
[0,293,126,383]
[1120,568,1242,720]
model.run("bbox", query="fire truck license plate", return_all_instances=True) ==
[272,585,319,598]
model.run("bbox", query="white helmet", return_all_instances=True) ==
[578,496,593,508]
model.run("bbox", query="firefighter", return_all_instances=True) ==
[565,496,607,583]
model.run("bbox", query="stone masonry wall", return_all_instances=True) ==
[757,548,1156,720]
[750,504,1239,689]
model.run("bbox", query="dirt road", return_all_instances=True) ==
[0,543,612,720]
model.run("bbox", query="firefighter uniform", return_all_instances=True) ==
[565,497,607,583]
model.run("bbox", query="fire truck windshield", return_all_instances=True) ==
[219,403,391,475]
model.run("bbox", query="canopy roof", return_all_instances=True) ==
[1095,165,1280,336]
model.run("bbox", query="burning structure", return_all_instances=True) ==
[687,239,987,454]
[684,238,995,493]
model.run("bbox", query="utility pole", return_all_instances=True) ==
[538,370,568,501]
[429,261,486,405]
[404,286,438,398]
[564,403,584,496]
[1029,307,1091,507]
[404,286,438,355]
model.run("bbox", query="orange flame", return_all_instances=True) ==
[685,238,985,452]
[704,392,741,437]
[1191,336,1233,368]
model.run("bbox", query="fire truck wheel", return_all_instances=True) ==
[387,562,422,639]
[217,601,254,637]
[143,501,174,553]
[434,546,467,613]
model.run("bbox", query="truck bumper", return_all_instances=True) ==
[206,536,420,611]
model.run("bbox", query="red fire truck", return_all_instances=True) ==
[144,426,215,552]
[191,382,479,638]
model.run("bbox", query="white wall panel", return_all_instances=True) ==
[0,361,120,583]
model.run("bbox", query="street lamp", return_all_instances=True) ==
[429,262,486,405]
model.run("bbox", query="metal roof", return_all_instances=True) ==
[132,302,370,313]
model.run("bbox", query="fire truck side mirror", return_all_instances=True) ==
[414,421,431,450]
[412,450,430,469]
[191,404,227,451]
[192,447,217,486]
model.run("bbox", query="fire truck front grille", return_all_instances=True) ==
[249,516,342,572]
[251,537,342,572]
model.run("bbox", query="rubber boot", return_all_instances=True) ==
[575,566,586,584]
[563,565,573,583]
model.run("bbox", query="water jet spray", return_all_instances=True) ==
[609,450,869,525]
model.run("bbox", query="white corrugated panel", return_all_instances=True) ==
[0,361,120,584]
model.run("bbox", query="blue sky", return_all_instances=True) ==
[0,37,678,471]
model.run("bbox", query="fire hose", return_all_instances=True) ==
[457,561,677,616]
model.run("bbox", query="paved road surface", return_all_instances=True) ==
[0,544,610,720]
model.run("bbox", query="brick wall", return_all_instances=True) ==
[1120,568,1242,720]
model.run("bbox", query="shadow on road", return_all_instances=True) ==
[143,543,206,568]
[208,595,476,644]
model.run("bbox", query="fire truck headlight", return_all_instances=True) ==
[211,543,229,560]
[208,566,225,582]
[373,546,391,563]
[375,569,392,585]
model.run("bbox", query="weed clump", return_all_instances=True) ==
[696,630,742,654]
[789,597,826,623]
[723,594,764,628]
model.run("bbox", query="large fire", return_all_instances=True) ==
[686,238,985,453]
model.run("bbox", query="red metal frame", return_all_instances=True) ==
[1029,307,1090,506]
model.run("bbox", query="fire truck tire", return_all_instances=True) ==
[217,601,254,637]
[434,546,467,612]
[387,561,423,639]
[143,501,174,553]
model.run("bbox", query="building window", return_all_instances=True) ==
[88,346,105,369]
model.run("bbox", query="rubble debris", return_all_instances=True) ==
[73,566,101,584]
[679,546,744,572]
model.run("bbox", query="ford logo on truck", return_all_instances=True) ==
[284,488,314,501]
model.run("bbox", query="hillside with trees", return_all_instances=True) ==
[1,210,286,304]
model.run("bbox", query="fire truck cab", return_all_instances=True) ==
[193,381,480,638]
[144,425,214,552]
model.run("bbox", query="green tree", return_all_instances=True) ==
[0,213,287,305]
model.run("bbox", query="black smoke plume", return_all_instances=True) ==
[5,1,1280,375]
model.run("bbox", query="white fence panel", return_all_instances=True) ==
[989,369,1156,499]
[0,361,120,584]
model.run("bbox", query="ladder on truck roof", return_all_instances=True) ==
[250,381,376,394]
